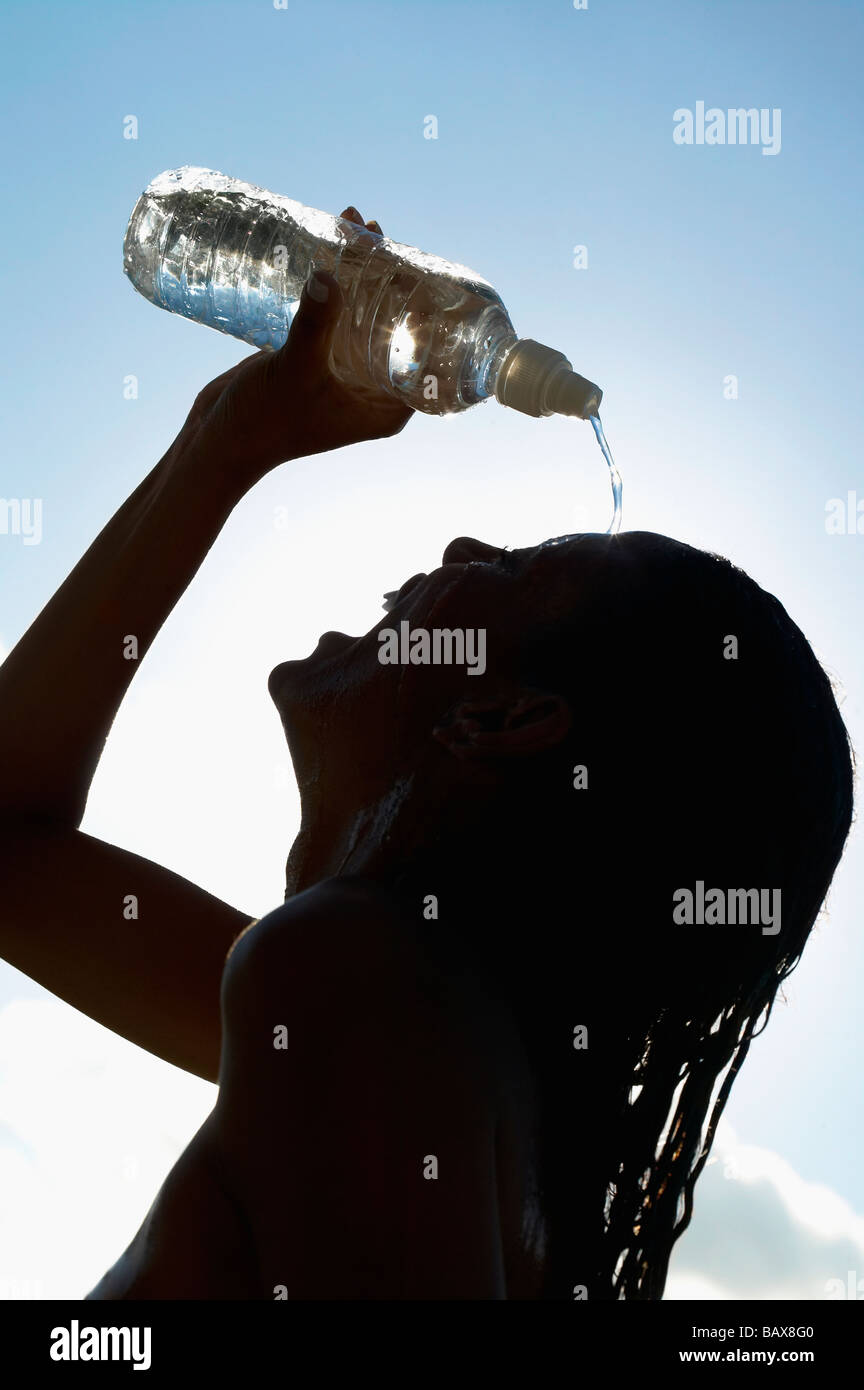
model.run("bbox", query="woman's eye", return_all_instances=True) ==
[468,550,517,572]
[384,552,516,610]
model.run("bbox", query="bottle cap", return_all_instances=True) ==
[494,338,602,419]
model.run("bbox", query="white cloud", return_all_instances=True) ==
[666,1121,864,1300]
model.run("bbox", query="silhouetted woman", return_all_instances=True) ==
[0,209,853,1299]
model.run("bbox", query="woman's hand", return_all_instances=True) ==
[173,207,414,487]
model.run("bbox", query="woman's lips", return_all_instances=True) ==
[382,572,427,612]
[269,565,471,699]
[315,564,468,663]
[315,630,358,655]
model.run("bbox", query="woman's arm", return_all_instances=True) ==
[0,237,410,829]
[0,438,252,828]
[0,211,412,1080]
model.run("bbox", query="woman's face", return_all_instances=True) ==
[267,530,677,799]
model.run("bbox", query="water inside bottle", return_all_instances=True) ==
[124,170,512,414]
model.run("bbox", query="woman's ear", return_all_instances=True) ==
[432,689,572,761]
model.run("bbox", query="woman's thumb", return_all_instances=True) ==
[279,267,342,367]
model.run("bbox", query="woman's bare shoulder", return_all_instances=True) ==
[221,876,438,1003]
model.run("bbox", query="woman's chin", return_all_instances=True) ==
[267,632,361,703]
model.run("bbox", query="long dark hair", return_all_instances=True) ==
[427,534,854,1299]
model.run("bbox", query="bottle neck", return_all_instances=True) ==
[492,337,602,419]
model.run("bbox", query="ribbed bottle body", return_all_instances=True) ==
[124,167,517,415]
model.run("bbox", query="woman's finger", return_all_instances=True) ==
[274,269,343,375]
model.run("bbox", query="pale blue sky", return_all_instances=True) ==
[0,0,862,1298]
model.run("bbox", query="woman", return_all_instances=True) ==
[0,209,853,1300]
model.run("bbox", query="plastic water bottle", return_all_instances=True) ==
[123,167,602,421]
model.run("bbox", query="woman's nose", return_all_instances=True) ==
[441,536,503,565]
